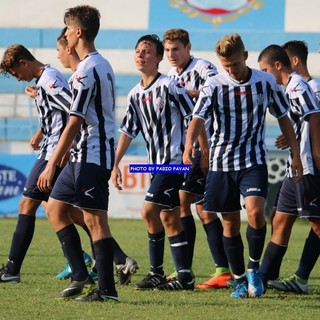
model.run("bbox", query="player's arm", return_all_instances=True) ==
[197,124,209,174]
[183,117,205,166]
[111,133,133,190]
[277,115,303,182]
[37,115,83,192]
[30,128,43,151]
[309,112,320,170]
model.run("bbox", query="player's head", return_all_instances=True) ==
[163,28,191,69]
[258,44,291,84]
[57,27,71,69]
[0,44,36,81]
[215,34,248,82]
[282,40,308,67]
[135,34,164,71]
[64,5,100,46]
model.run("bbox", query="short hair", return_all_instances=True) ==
[0,44,35,77]
[64,5,100,41]
[57,27,68,48]
[258,44,291,68]
[163,28,190,47]
[215,33,245,58]
[135,34,164,57]
[282,40,308,65]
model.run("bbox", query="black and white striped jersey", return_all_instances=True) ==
[193,68,290,172]
[308,77,320,102]
[120,73,194,165]
[35,64,71,161]
[167,56,217,144]
[69,52,116,170]
[285,72,320,177]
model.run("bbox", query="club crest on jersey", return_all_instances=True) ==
[156,97,165,109]
[257,93,264,105]
[75,74,88,86]
[169,0,264,27]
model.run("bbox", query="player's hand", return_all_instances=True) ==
[275,134,288,150]
[183,145,194,167]
[37,164,56,192]
[29,131,43,151]
[111,166,123,190]
[25,85,37,98]
[291,154,303,183]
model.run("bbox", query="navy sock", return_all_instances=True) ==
[203,219,229,268]
[82,224,95,260]
[181,215,196,267]
[93,238,117,296]
[111,238,127,265]
[223,234,245,281]
[7,214,36,275]
[295,228,320,280]
[57,224,87,281]
[168,231,191,282]
[148,230,165,275]
[246,223,266,269]
[260,241,287,282]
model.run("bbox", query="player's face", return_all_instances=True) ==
[218,51,248,82]
[56,42,71,69]
[135,40,162,73]
[259,58,281,84]
[65,22,79,49]
[164,40,191,69]
[10,61,33,82]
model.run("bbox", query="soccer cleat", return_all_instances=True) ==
[56,276,95,299]
[55,251,93,280]
[116,257,139,285]
[267,274,308,294]
[166,269,195,282]
[230,281,248,298]
[134,272,167,290]
[88,268,98,282]
[247,268,264,297]
[74,289,119,302]
[0,264,20,283]
[227,279,237,289]
[156,278,195,291]
[196,268,233,289]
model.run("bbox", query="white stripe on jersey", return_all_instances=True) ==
[308,77,320,102]
[285,72,320,177]
[120,73,194,165]
[193,68,290,172]
[70,52,116,169]
[35,64,71,161]
[167,56,217,144]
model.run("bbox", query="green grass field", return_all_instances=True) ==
[0,218,319,320]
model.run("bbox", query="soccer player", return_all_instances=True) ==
[37,5,118,302]
[0,44,71,283]
[112,34,198,291]
[54,28,139,285]
[162,28,232,289]
[258,44,320,294]
[183,33,303,298]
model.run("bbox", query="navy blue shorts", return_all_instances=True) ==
[50,162,111,211]
[180,150,206,197]
[145,173,184,210]
[277,175,320,218]
[203,165,268,213]
[23,159,63,202]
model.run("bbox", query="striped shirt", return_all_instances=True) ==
[285,72,320,177]
[35,64,71,161]
[193,68,290,172]
[120,73,194,165]
[167,56,217,144]
[69,52,116,169]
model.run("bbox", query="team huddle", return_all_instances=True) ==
[0,4,320,302]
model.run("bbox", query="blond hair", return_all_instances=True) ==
[215,34,245,58]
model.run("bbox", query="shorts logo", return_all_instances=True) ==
[309,197,318,207]
[246,187,261,193]
[84,187,95,198]
[164,188,174,198]
[146,192,154,197]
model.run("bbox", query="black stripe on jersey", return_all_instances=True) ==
[47,89,71,113]
[74,87,90,114]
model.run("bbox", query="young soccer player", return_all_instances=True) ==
[183,34,303,298]
[258,44,320,294]
[0,44,71,283]
[112,34,198,291]
[54,28,139,285]
[37,5,118,302]
[163,28,232,289]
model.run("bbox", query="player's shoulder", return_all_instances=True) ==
[192,56,218,73]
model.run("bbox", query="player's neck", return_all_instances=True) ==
[75,41,96,60]
[141,70,159,88]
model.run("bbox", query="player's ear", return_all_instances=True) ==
[243,50,248,61]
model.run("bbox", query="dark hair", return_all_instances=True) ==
[0,44,35,77]
[282,40,308,65]
[64,5,100,41]
[135,34,164,57]
[163,28,190,47]
[258,44,291,68]
[57,27,68,48]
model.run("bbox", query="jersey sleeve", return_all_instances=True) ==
[119,96,140,139]
[267,80,290,119]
